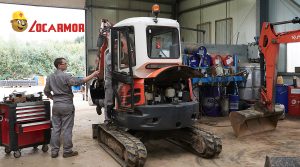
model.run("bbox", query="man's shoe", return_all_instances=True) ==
[51,153,59,158]
[63,151,78,158]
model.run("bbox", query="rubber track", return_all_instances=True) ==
[98,124,147,167]
[177,126,222,158]
[192,126,222,158]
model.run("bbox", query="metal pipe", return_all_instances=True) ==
[180,27,206,33]
[132,0,174,5]
[86,5,172,14]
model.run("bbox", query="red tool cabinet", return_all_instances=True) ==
[288,86,300,116]
[0,101,51,158]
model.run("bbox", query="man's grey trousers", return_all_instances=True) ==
[50,107,75,154]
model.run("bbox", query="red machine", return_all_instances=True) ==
[288,86,300,116]
[0,101,51,158]
[230,17,300,137]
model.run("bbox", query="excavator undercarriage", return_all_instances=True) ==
[93,123,222,167]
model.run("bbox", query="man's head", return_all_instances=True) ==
[54,58,67,71]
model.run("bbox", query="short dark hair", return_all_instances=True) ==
[54,58,66,68]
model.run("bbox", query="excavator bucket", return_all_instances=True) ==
[229,104,284,137]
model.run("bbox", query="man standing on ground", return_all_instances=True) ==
[44,58,99,158]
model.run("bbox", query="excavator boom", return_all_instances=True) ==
[230,17,300,137]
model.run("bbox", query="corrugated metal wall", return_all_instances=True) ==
[178,0,256,45]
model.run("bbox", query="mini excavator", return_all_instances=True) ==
[90,4,222,167]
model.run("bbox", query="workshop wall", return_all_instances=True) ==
[178,0,256,45]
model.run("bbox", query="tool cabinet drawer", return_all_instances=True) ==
[15,120,51,133]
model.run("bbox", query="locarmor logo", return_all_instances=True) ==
[10,11,84,33]
[11,11,28,32]
[28,20,84,32]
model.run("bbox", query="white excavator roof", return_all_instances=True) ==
[114,17,180,28]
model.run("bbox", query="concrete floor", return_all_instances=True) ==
[1,91,300,167]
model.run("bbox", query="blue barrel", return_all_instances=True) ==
[202,86,221,116]
[275,84,288,113]
[200,54,211,67]
[189,53,200,68]
[229,94,239,112]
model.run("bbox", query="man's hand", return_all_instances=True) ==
[92,71,100,77]
[83,71,100,83]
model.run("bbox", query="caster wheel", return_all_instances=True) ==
[14,150,21,158]
[4,147,11,154]
[42,145,49,152]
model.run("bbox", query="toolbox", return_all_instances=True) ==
[0,101,51,158]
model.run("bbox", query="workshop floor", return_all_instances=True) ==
[1,91,300,167]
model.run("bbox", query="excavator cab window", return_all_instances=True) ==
[146,26,180,59]
[118,27,136,69]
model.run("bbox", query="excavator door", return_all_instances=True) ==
[110,27,136,112]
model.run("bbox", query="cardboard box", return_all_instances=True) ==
[295,67,300,73]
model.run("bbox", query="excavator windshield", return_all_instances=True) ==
[146,26,180,59]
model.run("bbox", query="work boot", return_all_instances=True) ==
[51,153,59,158]
[63,151,78,158]
[96,105,102,115]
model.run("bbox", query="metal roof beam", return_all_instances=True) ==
[86,4,172,15]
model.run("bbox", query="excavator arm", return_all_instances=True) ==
[229,17,300,137]
[89,19,112,106]
[258,17,300,112]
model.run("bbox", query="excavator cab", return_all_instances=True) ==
[229,17,300,137]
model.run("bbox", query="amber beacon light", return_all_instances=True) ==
[152,4,160,23]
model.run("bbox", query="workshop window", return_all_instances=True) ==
[215,18,232,45]
[287,42,300,72]
[197,22,211,44]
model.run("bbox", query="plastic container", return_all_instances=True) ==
[201,86,221,116]
[189,54,200,68]
[275,84,288,113]
[222,55,234,66]
[211,55,222,66]
[229,94,239,112]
